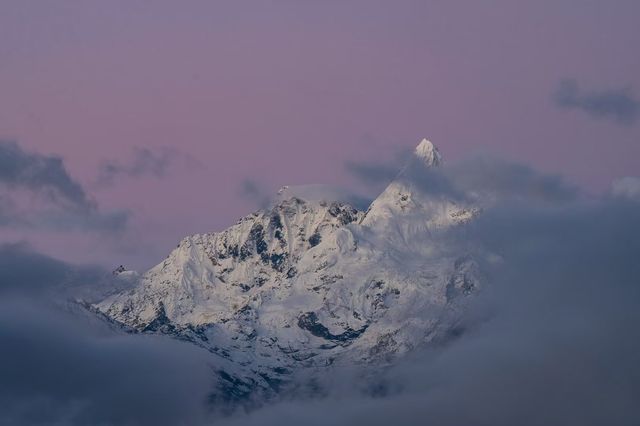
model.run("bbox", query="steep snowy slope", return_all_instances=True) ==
[361,139,478,230]
[95,139,483,396]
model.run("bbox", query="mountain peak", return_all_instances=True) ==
[414,138,442,167]
[94,135,481,398]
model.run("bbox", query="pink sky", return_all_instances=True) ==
[1,0,639,269]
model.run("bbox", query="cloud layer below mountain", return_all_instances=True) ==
[2,155,639,426]
[0,243,216,426]
[221,183,640,426]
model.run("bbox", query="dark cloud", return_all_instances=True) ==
[346,153,578,204]
[345,150,462,204]
[219,192,640,426]
[97,146,200,186]
[0,140,128,232]
[446,156,578,203]
[553,79,639,125]
[0,140,91,209]
[0,241,134,301]
[0,241,81,297]
[0,243,216,426]
[220,157,636,425]
[4,148,639,424]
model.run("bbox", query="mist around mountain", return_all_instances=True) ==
[2,140,640,425]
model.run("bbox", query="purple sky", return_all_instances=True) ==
[1,0,639,269]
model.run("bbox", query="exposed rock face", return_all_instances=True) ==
[95,139,483,396]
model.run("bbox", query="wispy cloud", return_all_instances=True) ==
[97,146,201,187]
[0,140,128,232]
[553,79,639,125]
[239,178,272,209]
[345,154,578,204]
[611,176,640,201]
[239,179,372,211]
[344,160,400,186]
[0,140,92,208]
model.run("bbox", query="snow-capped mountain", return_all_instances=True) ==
[95,139,483,397]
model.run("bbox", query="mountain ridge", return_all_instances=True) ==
[94,139,484,397]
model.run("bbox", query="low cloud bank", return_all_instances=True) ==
[0,243,216,426]
[2,153,640,425]
[224,159,640,426]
